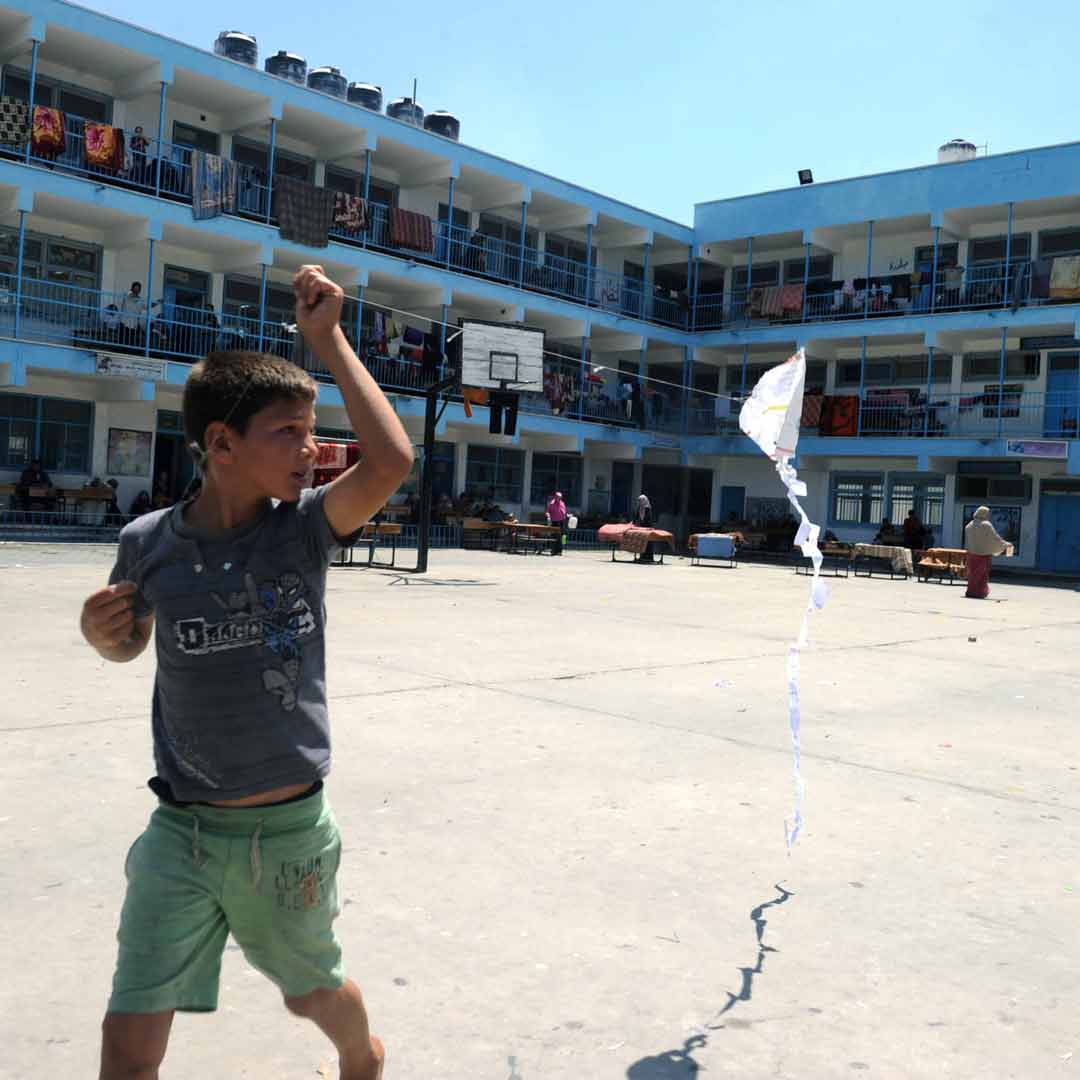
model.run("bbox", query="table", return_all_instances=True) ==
[917,548,968,585]
[502,522,561,555]
[853,543,913,579]
[597,524,675,564]
[335,523,402,570]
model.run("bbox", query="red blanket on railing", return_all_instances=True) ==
[598,523,675,555]
[390,207,434,254]
[31,106,65,159]
[85,123,124,173]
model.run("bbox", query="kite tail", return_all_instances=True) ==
[775,457,827,849]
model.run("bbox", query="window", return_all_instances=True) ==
[223,276,295,323]
[478,214,538,252]
[888,477,945,527]
[914,242,959,269]
[831,474,884,525]
[728,360,826,390]
[530,453,583,507]
[157,410,185,434]
[0,393,92,472]
[837,354,953,386]
[0,228,101,316]
[545,235,591,266]
[173,122,220,155]
[232,138,313,181]
[784,255,834,283]
[1039,228,1080,259]
[732,262,780,289]
[962,352,1040,380]
[465,446,524,503]
[969,235,1031,263]
[367,179,397,207]
[1,68,111,121]
[437,202,470,232]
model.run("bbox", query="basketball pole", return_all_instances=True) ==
[416,375,457,574]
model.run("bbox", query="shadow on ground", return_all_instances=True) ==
[625,883,794,1079]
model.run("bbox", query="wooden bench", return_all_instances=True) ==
[336,523,403,569]
[462,517,501,550]
[917,548,968,585]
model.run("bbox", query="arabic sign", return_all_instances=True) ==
[1005,439,1068,460]
[95,353,166,381]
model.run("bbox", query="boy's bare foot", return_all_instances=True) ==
[342,1035,384,1080]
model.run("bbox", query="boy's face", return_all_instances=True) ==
[226,397,318,502]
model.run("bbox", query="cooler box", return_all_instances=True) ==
[697,534,735,559]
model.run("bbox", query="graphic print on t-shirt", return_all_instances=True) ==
[174,570,316,711]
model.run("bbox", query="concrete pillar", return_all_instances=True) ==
[454,441,469,497]
[521,446,534,515]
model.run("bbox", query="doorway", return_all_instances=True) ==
[1038,487,1080,573]
[154,410,195,505]
[611,460,635,519]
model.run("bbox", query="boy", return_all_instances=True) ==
[80,265,412,1079]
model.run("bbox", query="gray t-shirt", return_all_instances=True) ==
[109,488,341,801]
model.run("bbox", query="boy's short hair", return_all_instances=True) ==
[183,351,317,450]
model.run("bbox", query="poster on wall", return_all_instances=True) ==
[1005,439,1068,460]
[963,505,1021,556]
[106,428,153,477]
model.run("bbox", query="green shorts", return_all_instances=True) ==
[109,785,344,1014]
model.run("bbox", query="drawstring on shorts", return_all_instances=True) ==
[191,816,203,868]
[250,820,265,893]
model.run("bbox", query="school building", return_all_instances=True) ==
[1,1,1079,572]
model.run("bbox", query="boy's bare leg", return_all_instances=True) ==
[99,1011,174,1080]
[285,979,384,1080]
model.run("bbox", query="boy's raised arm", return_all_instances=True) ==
[293,265,414,539]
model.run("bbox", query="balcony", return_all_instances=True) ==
[13,112,692,332]
[717,258,1076,331]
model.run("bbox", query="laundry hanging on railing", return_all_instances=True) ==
[276,176,336,248]
[333,191,367,232]
[31,106,66,160]
[389,207,434,254]
[1049,256,1080,300]
[84,123,125,174]
[191,151,238,221]
[0,96,28,149]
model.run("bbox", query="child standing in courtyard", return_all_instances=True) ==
[80,265,412,1079]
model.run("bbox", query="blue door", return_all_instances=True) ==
[1038,492,1080,573]
[1044,356,1079,438]
[720,485,746,522]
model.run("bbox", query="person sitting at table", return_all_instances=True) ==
[151,470,172,510]
[434,493,453,523]
[16,458,52,510]
[103,478,125,525]
[873,517,902,545]
[902,509,924,550]
[129,489,152,517]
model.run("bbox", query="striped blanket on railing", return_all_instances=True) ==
[390,208,434,254]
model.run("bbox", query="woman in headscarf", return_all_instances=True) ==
[633,494,657,563]
[964,506,1011,598]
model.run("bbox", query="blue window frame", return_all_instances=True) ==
[888,475,945,528]
[0,393,93,473]
[465,446,524,504]
[530,453,582,507]
[830,473,884,525]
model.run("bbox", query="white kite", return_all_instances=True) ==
[739,348,828,848]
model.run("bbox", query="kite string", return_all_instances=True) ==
[775,456,827,850]
[359,300,748,405]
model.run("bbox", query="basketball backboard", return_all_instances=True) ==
[459,319,545,392]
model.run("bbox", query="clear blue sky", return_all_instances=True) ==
[83,0,1080,224]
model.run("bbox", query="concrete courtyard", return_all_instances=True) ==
[0,541,1077,1079]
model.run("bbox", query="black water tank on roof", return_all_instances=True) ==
[424,111,460,141]
[307,66,347,99]
[214,31,257,66]
[387,97,424,126]
[347,82,383,111]
[265,50,307,84]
